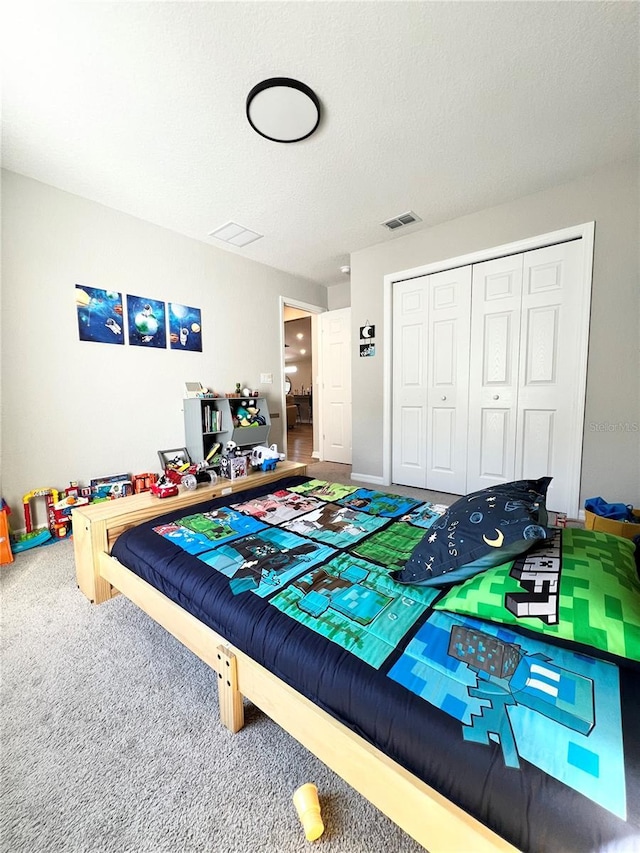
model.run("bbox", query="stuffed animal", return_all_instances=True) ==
[246,403,266,426]
[234,403,252,427]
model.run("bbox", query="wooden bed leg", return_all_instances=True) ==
[215,646,244,733]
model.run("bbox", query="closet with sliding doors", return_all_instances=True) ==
[391,225,593,516]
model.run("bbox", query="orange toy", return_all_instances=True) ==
[0,500,14,565]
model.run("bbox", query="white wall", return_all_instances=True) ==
[327,281,351,310]
[0,171,326,517]
[350,159,640,508]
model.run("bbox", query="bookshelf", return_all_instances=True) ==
[184,396,271,464]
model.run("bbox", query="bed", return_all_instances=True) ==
[90,474,640,852]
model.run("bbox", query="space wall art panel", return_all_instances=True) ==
[75,286,202,353]
[75,285,125,345]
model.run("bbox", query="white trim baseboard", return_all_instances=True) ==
[351,472,386,486]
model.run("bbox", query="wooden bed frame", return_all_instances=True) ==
[73,464,519,853]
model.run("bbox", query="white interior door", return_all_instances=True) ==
[392,277,428,487]
[425,266,472,493]
[467,254,524,492]
[515,240,584,512]
[319,308,352,464]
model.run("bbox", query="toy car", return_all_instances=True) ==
[150,479,179,499]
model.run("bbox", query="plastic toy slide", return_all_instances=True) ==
[12,528,53,552]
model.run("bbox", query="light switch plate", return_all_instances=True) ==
[260,373,273,383]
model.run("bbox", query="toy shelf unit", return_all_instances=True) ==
[183,396,271,463]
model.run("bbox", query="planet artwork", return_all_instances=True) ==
[126,295,167,348]
[76,285,124,345]
[169,303,202,352]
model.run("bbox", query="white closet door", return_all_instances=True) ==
[467,254,524,492]
[515,240,584,512]
[425,266,472,493]
[392,277,428,487]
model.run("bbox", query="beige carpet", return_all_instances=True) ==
[0,476,435,853]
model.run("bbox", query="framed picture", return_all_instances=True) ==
[157,448,191,470]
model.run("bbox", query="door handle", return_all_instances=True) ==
[493,394,500,400]
[441,396,447,401]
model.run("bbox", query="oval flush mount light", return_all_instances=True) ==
[246,77,320,143]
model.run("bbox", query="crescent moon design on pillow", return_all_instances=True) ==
[482,528,505,547]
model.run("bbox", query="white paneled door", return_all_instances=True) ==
[514,240,584,513]
[426,267,472,493]
[320,308,352,464]
[392,277,428,487]
[466,254,524,492]
[392,267,471,492]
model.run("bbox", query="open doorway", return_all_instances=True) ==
[281,298,323,464]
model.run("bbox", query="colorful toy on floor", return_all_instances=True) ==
[22,487,58,536]
[10,488,57,552]
[50,492,90,538]
[0,499,14,565]
[293,783,324,842]
[11,527,52,553]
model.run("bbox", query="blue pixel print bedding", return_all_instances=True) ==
[111,476,640,852]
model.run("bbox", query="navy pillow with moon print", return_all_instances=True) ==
[391,477,554,588]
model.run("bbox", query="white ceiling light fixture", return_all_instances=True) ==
[246,78,321,143]
[285,365,298,374]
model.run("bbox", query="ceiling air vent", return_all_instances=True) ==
[208,222,263,247]
[382,211,422,231]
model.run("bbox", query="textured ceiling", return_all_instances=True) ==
[2,1,638,287]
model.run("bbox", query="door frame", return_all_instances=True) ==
[382,222,595,518]
[279,296,325,460]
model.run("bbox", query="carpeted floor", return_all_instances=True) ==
[1,465,436,853]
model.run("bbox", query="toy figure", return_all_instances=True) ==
[234,403,253,427]
[246,403,266,426]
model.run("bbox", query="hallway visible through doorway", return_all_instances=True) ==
[286,423,314,465]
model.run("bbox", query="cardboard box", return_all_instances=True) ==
[220,454,248,481]
[584,508,640,540]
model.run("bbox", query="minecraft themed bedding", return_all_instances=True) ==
[111,476,640,852]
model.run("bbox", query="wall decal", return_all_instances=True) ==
[169,303,202,352]
[359,324,375,339]
[76,285,124,344]
[126,295,167,348]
